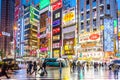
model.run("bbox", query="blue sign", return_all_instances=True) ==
[104,18,114,51]
[52,19,60,27]
[62,0,76,10]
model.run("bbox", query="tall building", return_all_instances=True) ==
[77,0,118,60]
[0,0,15,56]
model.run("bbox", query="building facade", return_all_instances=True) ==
[0,0,15,56]
[78,0,118,60]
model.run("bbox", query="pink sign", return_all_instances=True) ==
[40,48,48,51]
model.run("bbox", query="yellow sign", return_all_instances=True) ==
[100,25,104,30]
[63,12,74,22]
[118,32,120,36]
[64,45,69,50]
[68,55,72,59]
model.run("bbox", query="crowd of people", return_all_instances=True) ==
[26,59,48,77]
[68,60,120,79]
[0,58,120,79]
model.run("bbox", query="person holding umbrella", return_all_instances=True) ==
[0,61,10,79]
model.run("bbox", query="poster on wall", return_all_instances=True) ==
[104,18,114,52]
[62,8,76,27]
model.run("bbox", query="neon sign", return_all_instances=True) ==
[62,8,76,27]
[53,27,60,35]
[52,0,62,11]
[40,0,50,10]
[53,19,60,27]
[50,0,59,4]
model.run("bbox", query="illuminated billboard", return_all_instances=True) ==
[62,0,76,10]
[104,18,114,52]
[52,0,62,11]
[40,0,50,10]
[62,8,76,27]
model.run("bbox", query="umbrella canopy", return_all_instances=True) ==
[112,60,120,65]
[57,58,65,61]
[3,58,14,61]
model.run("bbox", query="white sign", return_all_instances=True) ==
[2,32,10,37]
[82,52,103,58]
[79,31,101,43]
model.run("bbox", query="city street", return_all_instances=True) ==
[0,64,120,80]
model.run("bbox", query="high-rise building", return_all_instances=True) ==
[0,0,15,56]
[77,0,118,60]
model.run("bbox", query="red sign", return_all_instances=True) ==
[118,36,120,40]
[89,34,99,40]
[0,32,2,37]
[52,0,62,11]
[53,27,60,35]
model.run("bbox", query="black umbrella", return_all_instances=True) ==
[112,60,120,65]
[3,58,14,61]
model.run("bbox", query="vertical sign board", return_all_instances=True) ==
[118,17,120,52]
[52,8,62,58]
[104,18,114,52]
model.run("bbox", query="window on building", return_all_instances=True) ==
[86,21,90,32]
[93,9,97,17]
[92,0,96,7]
[81,14,84,20]
[100,17,104,25]
[106,4,110,14]
[86,11,90,19]
[86,0,90,10]
[81,23,84,30]
[80,0,84,12]
[100,0,104,4]
[100,6,104,15]
[93,19,96,27]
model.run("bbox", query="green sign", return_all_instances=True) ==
[40,0,50,10]
[114,20,117,28]
[48,51,51,55]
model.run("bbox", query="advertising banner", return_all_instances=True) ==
[40,0,50,10]
[63,38,75,55]
[104,18,114,52]
[79,31,101,43]
[62,8,76,27]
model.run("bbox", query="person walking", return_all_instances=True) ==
[72,60,76,72]
[69,61,73,72]
[113,65,119,79]
[38,60,43,72]
[42,60,47,75]
[0,62,10,79]
[27,61,33,74]
[77,61,81,73]
[31,61,37,76]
